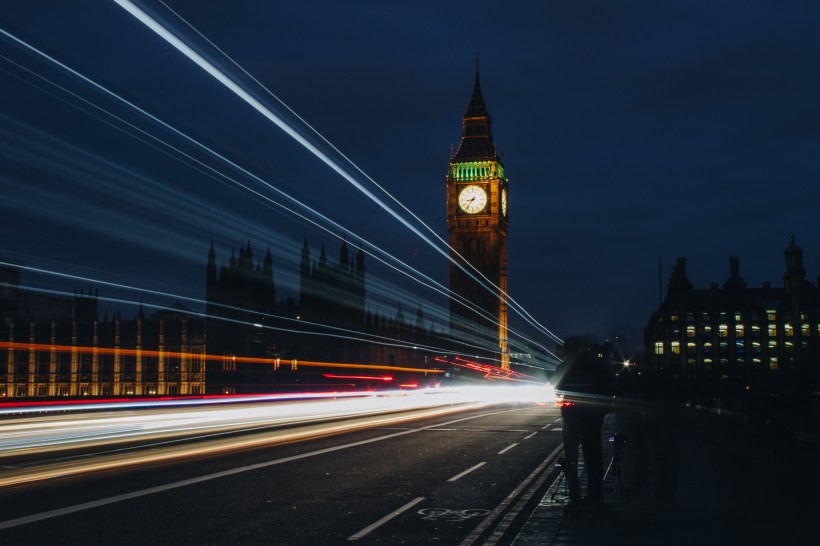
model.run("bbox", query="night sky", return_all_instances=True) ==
[2,1,820,359]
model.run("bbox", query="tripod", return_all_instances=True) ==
[551,456,570,503]
[604,433,629,499]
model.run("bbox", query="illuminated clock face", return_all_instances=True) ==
[501,188,508,217]
[458,185,487,214]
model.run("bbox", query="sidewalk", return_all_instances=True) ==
[513,402,820,545]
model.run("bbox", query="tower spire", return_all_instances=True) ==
[453,59,496,162]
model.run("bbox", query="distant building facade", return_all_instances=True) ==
[0,235,445,399]
[644,237,820,403]
[0,272,206,398]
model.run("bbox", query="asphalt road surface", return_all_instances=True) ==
[0,402,564,545]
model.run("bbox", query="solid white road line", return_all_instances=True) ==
[459,444,563,546]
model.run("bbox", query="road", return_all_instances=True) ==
[0,401,564,545]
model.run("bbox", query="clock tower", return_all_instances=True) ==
[447,63,509,370]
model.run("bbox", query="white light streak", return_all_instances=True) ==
[0,31,499,358]
[111,0,562,348]
[0,387,551,488]
[1,4,562,366]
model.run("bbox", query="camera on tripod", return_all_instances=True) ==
[608,432,626,451]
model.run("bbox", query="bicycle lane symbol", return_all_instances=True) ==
[417,508,490,522]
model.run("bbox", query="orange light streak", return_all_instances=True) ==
[0,342,444,375]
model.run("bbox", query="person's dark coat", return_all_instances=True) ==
[554,351,614,413]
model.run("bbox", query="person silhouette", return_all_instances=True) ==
[554,348,615,512]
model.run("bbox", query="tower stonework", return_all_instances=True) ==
[447,64,509,369]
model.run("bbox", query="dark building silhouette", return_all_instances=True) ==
[206,240,277,327]
[446,63,510,369]
[296,237,366,364]
[644,237,820,417]
[204,238,440,393]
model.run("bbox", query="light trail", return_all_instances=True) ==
[0,10,561,366]
[0,386,555,488]
[0,270,467,358]
[156,0,563,349]
[0,35,506,361]
[111,0,452,277]
[151,0,562,353]
[111,0,563,349]
[435,355,538,382]
[0,340,444,376]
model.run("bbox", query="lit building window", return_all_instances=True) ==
[767,310,777,321]
[654,341,664,355]
[735,324,744,337]
[768,340,778,349]
[769,356,778,370]
[784,323,794,337]
[718,325,728,337]
[686,326,696,338]
[752,341,761,354]
[768,324,777,337]
[670,314,679,322]
[734,313,743,322]
[752,325,761,337]
[671,341,680,354]
[802,324,810,336]
[687,341,696,350]
[703,325,712,336]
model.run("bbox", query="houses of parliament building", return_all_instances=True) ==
[0,235,441,398]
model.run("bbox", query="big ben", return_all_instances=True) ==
[447,63,509,370]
